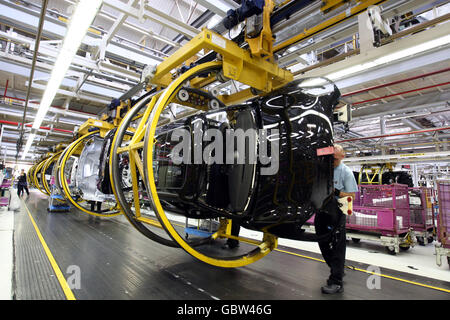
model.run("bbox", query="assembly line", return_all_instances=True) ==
[0,0,449,302]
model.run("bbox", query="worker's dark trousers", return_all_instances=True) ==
[90,201,102,212]
[316,211,347,286]
[226,221,241,248]
[17,184,29,197]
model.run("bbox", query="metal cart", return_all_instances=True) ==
[348,184,415,254]
[435,180,450,268]
[409,187,435,245]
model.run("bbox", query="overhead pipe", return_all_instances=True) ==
[0,120,73,134]
[343,135,450,150]
[351,81,450,106]
[0,105,85,129]
[346,132,450,145]
[342,67,450,97]
[2,95,96,117]
[1,138,54,148]
[19,0,48,146]
[353,97,449,121]
[3,79,8,97]
[336,126,450,143]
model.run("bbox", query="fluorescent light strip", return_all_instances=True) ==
[299,34,450,87]
[23,0,103,159]
[21,133,36,160]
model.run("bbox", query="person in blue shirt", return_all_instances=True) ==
[317,144,358,294]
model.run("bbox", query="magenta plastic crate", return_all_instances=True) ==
[437,180,450,249]
[305,206,405,237]
[304,184,410,237]
[348,184,411,236]
[347,206,398,234]
[0,179,11,188]
[353,190,361,206]
[409,187,434,232]
[349,203,408,235]
[0,197,9,206]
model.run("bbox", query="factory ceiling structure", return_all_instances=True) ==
[0,0,449,182]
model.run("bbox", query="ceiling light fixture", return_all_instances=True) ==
[22,0,103,159]
[299,34,450,87]
[21,133,36,160]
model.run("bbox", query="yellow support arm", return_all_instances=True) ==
[77,119,115,138]
[321,0,348,13]
[246,0,275,58]
[151,29,293,94]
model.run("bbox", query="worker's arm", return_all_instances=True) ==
[335,169,358,199]
[338,191,355,199]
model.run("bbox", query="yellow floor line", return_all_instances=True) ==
[21,199,450,296]
[172,223,449,294]
[23,201,76,300]
[275,248,450,294]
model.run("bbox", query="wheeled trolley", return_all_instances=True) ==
[409,187,435,245]
[348,184,415,254]
[47,166,70,213]
[304,184,415,254]
[0,176,11,209]
[435,180,450,268]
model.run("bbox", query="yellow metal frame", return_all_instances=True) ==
[53,138,81,195]
[54,143,68,152]
[144,62,278,268]
[77,119,115,138]
[109,93,162,229]
[32,1,394,266]
[359,165,383,185]
[151,28,292,99]
[41,151,63,196]
[59,130,121,217]
[33,157,50,195]
[245,0,275,58]
[358,163,394,185]
[321,0,349,13]
[27,162,39,187]
[101,100,132,127]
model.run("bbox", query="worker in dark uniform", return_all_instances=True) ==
[17,169,30,197]
[222,220,240,249]
[316,144,358,294]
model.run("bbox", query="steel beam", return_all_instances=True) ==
[102,0,138,46]
[277,0,434,66]
[352,90,450,120]
[343,150,450,165]
[297,24,450,86]
[192,0,239,17]
[102,0,199,39]
[0,1,163,65]
[0,58,125,102]
[27,83,112,105]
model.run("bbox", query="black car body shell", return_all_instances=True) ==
[152,80,341,240]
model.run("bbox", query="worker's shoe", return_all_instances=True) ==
[221,242,239,250]
[321,283,344,294]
